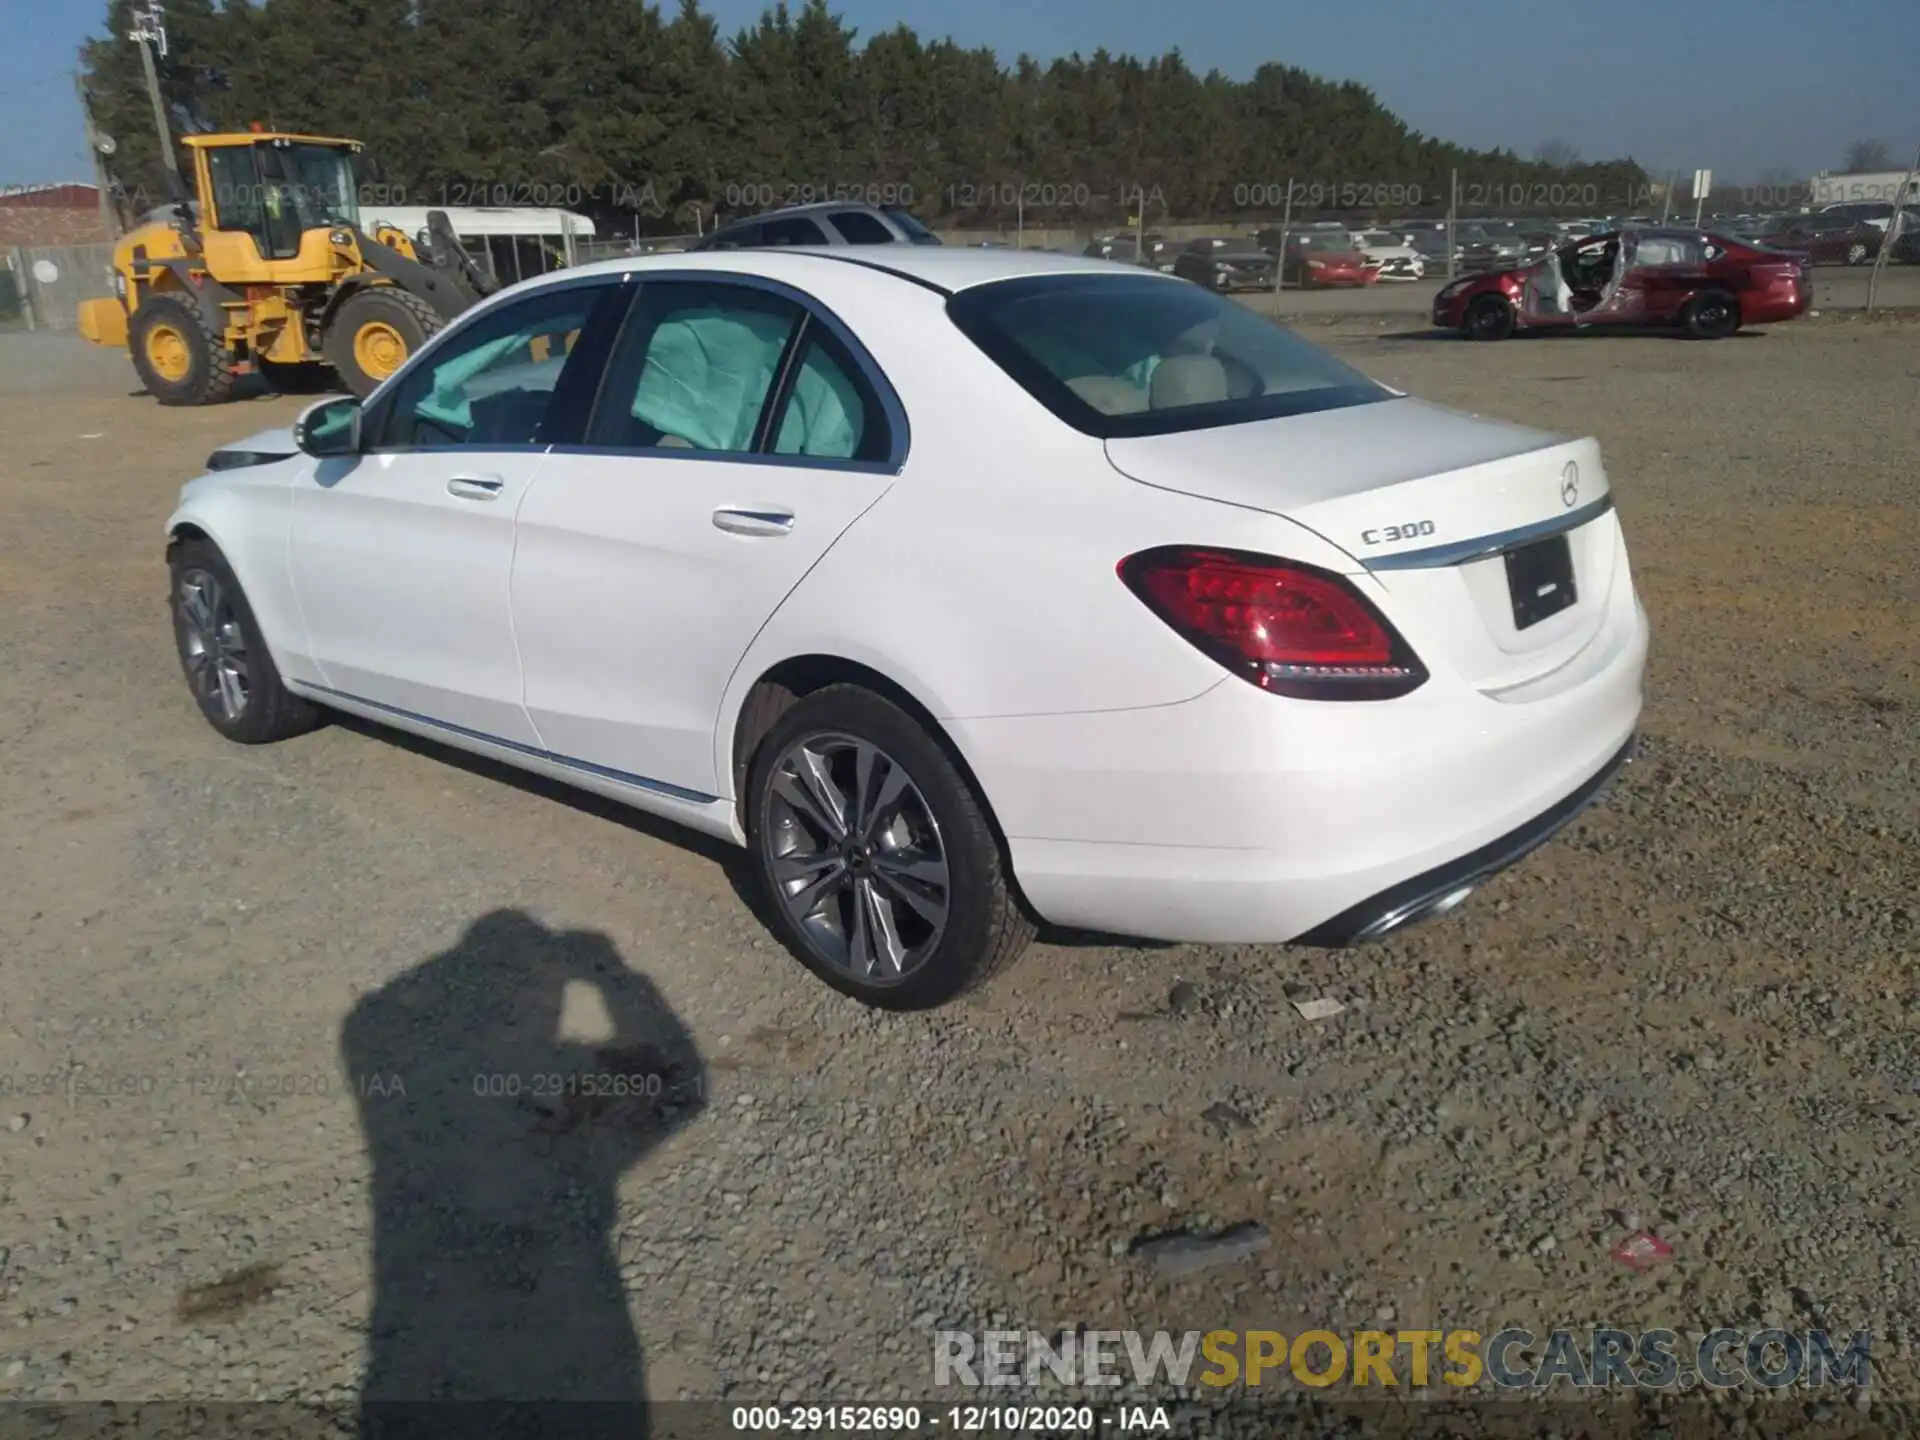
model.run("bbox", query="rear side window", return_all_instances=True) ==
[761,216,830,246]
[829,210,895,245]
[587,282,803,453]
[771,329,890,463]
[947,273,1389,439]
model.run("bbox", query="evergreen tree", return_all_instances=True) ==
[79,0,1649,234]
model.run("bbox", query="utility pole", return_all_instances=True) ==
[129,1,179,183]
[1866,140,1920,316]
[73,71,122,237]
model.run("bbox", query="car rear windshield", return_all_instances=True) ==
[945,273,1391,439]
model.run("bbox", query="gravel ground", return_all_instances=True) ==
[0,320,1913,1432]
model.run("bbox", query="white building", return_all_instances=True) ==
[1808,171,1919,206]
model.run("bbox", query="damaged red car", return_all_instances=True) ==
[1431,227,1810,340]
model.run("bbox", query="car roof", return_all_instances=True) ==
[714,200,894,226]
[514,244,1163,296]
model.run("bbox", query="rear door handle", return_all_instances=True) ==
[712,506,794,537]
[447,475,505,501]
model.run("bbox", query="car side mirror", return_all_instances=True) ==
[293,396,363,457]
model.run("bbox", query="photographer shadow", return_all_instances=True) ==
[342,909,705,1438]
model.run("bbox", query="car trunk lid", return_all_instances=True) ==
[1104,397,1622,693]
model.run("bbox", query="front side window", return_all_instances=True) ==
[203,146,272,253]
[947,273,1389,438]
[588,283,803,452]
[376,285,612,448]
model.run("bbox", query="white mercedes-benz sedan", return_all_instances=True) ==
[167,247,1648,1009]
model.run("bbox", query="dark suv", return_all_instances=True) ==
[690,202,942,250]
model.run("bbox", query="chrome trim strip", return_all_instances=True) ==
[301,684,719,804]
[1363,494,1614,570]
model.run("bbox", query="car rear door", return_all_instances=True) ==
[287,278,627,742]
[509,276,904,799]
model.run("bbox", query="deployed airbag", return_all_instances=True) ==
[774,344,865,459]
[631,309,796,451]
[416,332,530,432]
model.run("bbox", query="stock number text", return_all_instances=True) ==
[1236,181,1423,209]
[724,182,914,209]
[729,1405,922,1431]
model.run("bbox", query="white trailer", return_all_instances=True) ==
[359,205,597,283]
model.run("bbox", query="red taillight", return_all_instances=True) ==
[1118,546,1427,700]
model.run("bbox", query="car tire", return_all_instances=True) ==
[324,287,443,398]
[129,295,235,406]
[1845,241,1869,265]
[745,684,1034,1011]
[1464,294,1514,340]
[169,537,322,745]
[1681,290,1741,340]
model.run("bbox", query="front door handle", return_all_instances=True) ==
[712,506,794,537]
[447,475,505,501]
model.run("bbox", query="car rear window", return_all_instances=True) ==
[945,273,1390,440]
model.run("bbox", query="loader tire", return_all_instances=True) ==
[130,295,236,406]
[325,287,443,398]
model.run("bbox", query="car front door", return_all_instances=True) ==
[1584,233,1656,324]
[510,277,902,799]
[288,278,627,742]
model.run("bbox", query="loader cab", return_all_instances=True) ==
[188,133,364,280]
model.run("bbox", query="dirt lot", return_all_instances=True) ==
[0,317,1914,1429]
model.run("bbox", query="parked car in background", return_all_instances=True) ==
[1350,230,1426,281]
[1455,225,1530,271]
[1278,231,1379,288]
[1433,227,1809,340]
[691,201,943,251]
[1758,212,1883,265]
[1085,232,1179,271]
[172,246,1646,1008]
[1172,236,1277,292]
[1407,229,1453,269]
[1817,201,1905,234]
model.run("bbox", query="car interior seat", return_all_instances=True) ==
[1149,355,1229,409]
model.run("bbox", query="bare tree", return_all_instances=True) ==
[1534,139,1583,169]
[1843,139,1893,173]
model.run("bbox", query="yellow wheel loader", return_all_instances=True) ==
[78,131,498,405]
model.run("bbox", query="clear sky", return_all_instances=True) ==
[3,0,1915,188]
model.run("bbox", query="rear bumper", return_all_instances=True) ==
[954,578,1648,946]
[1292,734,1636,945]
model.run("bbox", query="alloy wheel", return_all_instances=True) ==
[177,568,251,722]
[763,732,949,983]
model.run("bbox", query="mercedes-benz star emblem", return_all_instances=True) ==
[1560,462,1580,508]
